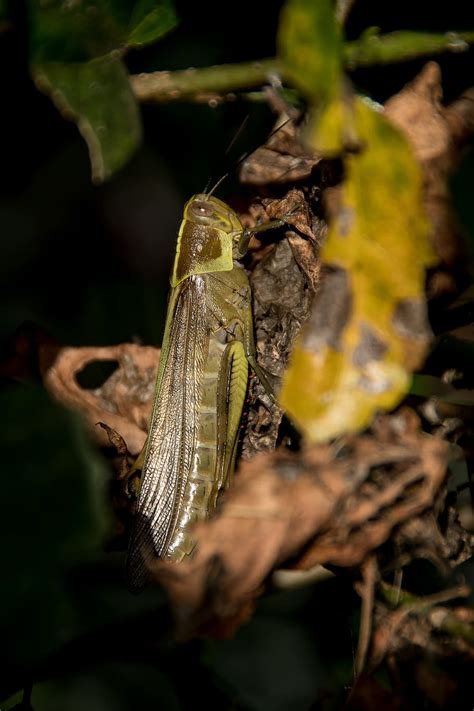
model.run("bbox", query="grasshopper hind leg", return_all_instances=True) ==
[214,339,248,507]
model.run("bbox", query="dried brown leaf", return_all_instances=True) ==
[370,585,471,668]
[385,62,474,297]
[146,414,449,636]
[240,118,321,186]
[242,237,315,458]
[44,343,159,454]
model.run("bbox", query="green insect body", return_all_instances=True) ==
[127,193,269,591]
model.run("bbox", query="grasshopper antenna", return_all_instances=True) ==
[234,116,292,172]
[204,115,250,195]
[224,114,250,158]
[207,172,229,197]
[205,115,294,197]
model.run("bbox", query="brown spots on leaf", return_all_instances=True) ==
[392,299,431,341]
[353,323,388,367]
[335,204,355,237]
[304,267,352,352]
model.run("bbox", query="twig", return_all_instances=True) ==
[371,584,471,668]
[344,30,474,69]
[355,556,377,676]
[382,583,471,612]
[130,59,282,103]
[398,585,471,612]
[392,568,403,607]
[130,32,474,104]
[430,607,474,644]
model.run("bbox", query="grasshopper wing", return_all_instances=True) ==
[126,276,208,591]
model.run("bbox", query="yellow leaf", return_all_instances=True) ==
[305,89,361,155]
[280,99,435,442]
[278,0,359,154]
[278,0,342,102]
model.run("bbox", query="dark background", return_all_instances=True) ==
[1,2,473,709]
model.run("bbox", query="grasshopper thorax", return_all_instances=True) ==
[171,194,244,287]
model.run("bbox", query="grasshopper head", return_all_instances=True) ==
[171,194,244,286]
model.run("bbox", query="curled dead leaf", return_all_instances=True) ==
[44,343,159,454]
[242,237,315,458]
[240,117,321,185]
[385,62,474,297]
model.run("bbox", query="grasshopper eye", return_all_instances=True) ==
[190,201,214,218]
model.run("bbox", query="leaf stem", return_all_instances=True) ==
[344,29,474,69]
[130,58,282,103]
[355,556,377,676]
[130,31,474,103]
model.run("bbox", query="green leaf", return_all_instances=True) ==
[125,0,178,48]
[0,385,110,673]
[29,0,177,61]
[280,99,435,442]
[278,0,342,101]
[344,29,474,68]
[33,55,142,183]
[29,1,177,181]
[29,0,122,63]
[278,0,354,153]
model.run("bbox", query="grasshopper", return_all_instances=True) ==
[126,192,284,590]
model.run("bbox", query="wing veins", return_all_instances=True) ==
[127,277,208,588]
